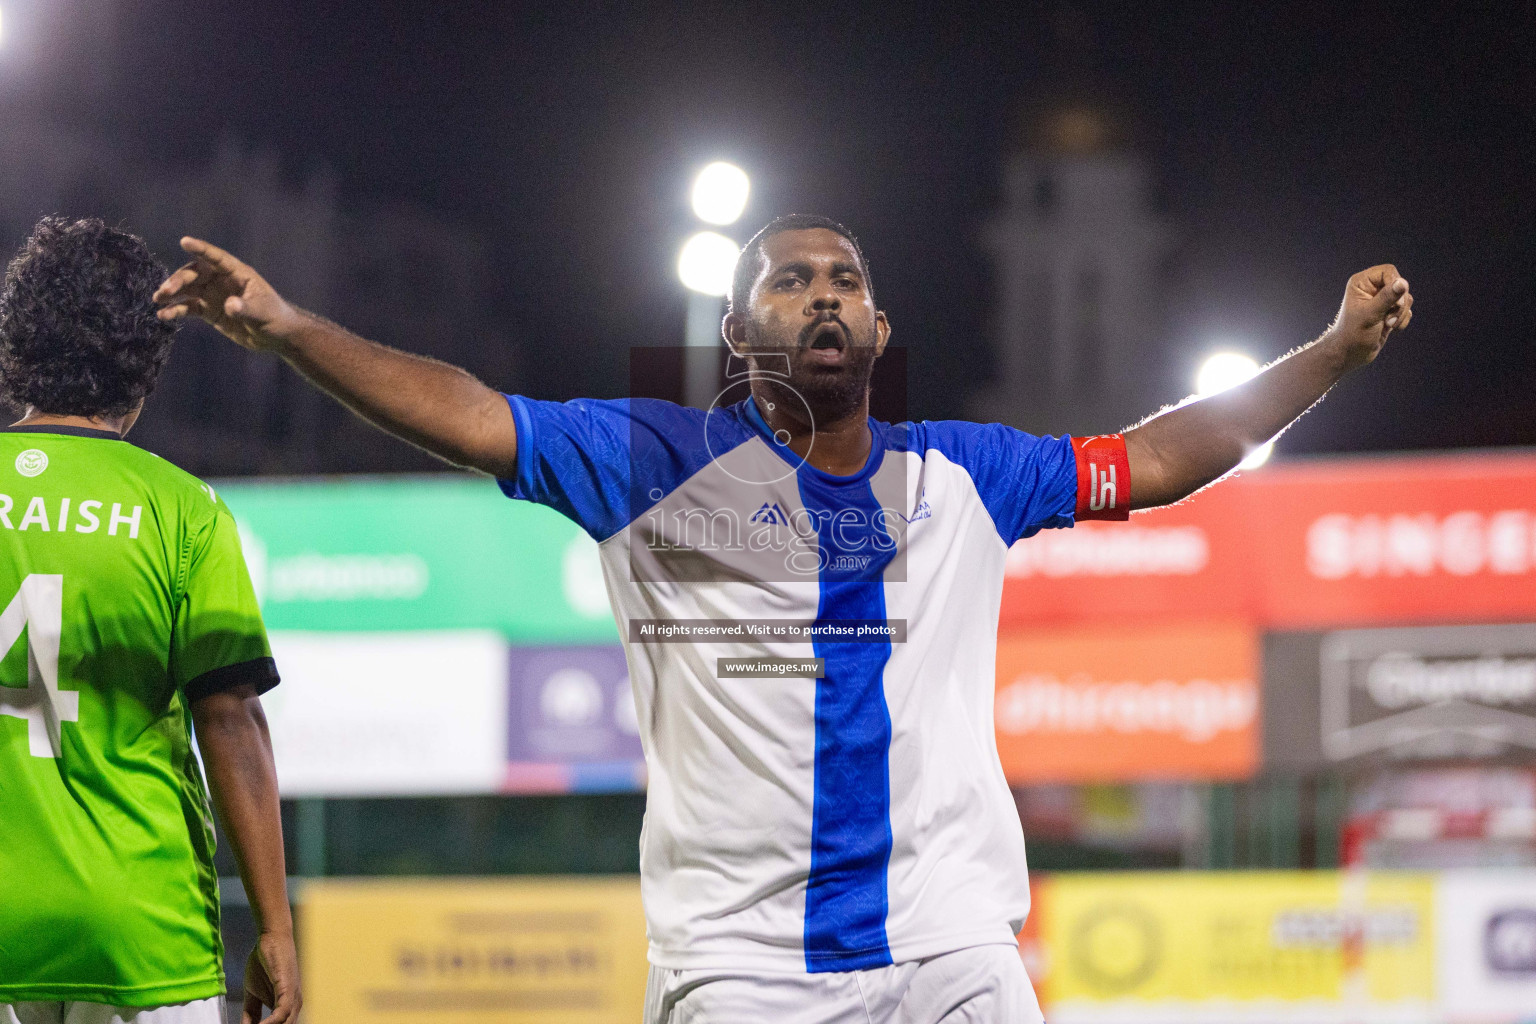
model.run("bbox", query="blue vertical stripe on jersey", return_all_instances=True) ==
[798,469,896,972]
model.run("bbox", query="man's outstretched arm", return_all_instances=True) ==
[191,685,300,1024]
[154,238,517,477]
[1125,264,1414,509]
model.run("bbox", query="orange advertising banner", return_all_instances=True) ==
[1001,451,1536,630]
[994,623,1259,783]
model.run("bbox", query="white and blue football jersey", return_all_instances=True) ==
[498,392,1126,973]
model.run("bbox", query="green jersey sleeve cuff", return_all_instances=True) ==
[183,656,280,702]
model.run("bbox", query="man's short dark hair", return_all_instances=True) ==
[0,216,177,418]
[729,214,874,315]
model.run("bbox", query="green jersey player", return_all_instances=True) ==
[0,219,300,1024]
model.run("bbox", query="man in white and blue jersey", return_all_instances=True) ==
[156,218,1413,1021]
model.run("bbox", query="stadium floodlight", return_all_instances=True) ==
[690,162,750,226]
[1196,350,1273,469]
[677,230,740,297]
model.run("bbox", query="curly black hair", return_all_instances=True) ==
[0,216,178,418]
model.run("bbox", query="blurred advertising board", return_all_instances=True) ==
[504,644,645,793]
[264,631,510,796]
[214,476,651,795]
[1436,871,1536,1019]
[300,876,647,1024]
[1265,623,1536,770]
[218,475,617,643]
[290,871,1536,1024]
[226,453,1536,640]
[1002,451,1536,631]
[1341,769,1536,870]
[994,623,1259,783]
[260,633,647,796]
[1037,871,1437,1022]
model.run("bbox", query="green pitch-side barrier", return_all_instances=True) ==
[216,474,618,643]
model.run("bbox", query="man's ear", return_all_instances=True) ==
[874,310,891,357]
[119,399,147,438]
[722,309,747,356]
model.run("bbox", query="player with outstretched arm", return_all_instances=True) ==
[0,218,300,1024]
[155,214,1409,1022]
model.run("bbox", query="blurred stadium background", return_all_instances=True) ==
[2,2,1534,1021]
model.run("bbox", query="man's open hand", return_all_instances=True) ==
[153,237,301,352]
[1328,264,1415,372]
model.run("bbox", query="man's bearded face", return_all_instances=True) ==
[735,228,887,424]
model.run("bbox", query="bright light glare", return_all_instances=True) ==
[690,162,750,226]
[1196,350,1272,469]
[677,231,740,296]
[1237,440,1273,470]
[1196,351,1261,397]
[0,7,6,49]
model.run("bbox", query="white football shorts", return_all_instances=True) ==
[1,998,224,1024]
[643,943,1044,1023]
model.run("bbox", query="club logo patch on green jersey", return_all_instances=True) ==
[14,449,48,478]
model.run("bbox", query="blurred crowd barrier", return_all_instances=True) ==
[285,870,1536,1023]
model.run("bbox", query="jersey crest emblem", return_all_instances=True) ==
[14,450,48,478]
[906,490,932,522]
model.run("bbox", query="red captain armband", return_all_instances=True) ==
[1071,434,1131,521]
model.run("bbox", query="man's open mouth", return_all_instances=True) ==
[807,322,846,350]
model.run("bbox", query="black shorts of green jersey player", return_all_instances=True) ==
[0,218,301,1024]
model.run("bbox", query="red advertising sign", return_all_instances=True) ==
[1001,451,1536,630]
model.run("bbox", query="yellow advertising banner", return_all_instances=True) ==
[1040,871,1436,1010]
[300,876,648,1024]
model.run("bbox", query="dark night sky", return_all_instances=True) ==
[60,3,1536,457]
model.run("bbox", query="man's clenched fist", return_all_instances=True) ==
[1328,264,1414,372]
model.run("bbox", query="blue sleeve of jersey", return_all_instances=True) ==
[498,395,636,540]
[920,421,1078,544]
[497,395,730,541]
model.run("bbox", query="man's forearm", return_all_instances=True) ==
[270,309,516,476]
[1126,331,1349,508]
[192,690,292,938]
[154,237,520,476]
[1124,266,1412,509]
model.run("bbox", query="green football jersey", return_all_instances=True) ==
[0,426,277,1006]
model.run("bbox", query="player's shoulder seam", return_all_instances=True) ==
[126,447,225,509]
[901,418,1006,453]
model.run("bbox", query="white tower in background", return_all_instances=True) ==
[972,103,1173,437]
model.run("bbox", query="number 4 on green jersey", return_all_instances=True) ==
[0,573,70,757]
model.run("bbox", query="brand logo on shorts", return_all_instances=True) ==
[14,449,48,477]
